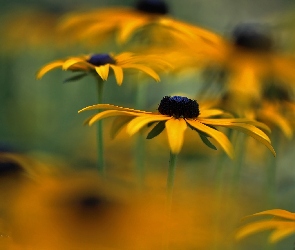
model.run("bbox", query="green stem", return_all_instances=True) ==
[167,151,177,201]
[164,151,178,250]
[96,78,105,176]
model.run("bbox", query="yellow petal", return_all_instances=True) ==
[121,64,160,82]
[244,209,295,221]
[117,18,148,44]
[95,64,110,81]
[36,60,64,79]
[78,104,152,114]
[187,119,234,159]
[85,110,139,126]
[270,226,295,243]
[209,123,276,157]
[165,118,187,154]
[258,110,293,139]
[236,220,287,240]
[110,65,124,85]
[198,109,227,118]
[63,57,89,70]
[127,115,169,136]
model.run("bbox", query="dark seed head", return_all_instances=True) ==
[87,54,116,66]
[263,84,293,102]
[158,96,200,119]
[135,0,169,15]
[232,23,273,52]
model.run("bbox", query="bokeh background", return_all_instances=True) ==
[1,0,295,249]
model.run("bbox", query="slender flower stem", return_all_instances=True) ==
[96,78,105,176]
[164,151,178,250]
[167,151,178,200]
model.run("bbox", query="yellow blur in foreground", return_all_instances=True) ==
[0,153,241,250]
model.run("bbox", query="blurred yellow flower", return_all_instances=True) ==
[58,0,222,47]
[0,6,68,52]
[236,209,295,243]
[79,95,275,158]
[196,23,295,111]
[37,52,170,85]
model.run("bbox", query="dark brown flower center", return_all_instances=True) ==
[232,23,273,52]
[158,96,200,119]
[135,0,169,15]
[87,54,116,66]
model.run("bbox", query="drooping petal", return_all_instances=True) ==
[110,65,124,85]
[198,118,271,133]
[117,18,148,44]
[258,110,293,139]
[95,64,110,81]
[85,110,137,126]
[78,104,153,114]
[165,118,187,154]
[270,226,295,243]
[203,122,276,156]
[127,115,169,136]
[121,64,160,82]
[187,119,234,158]
[236,220,289,240]
[243,209,295,221]
[63,57,90,70]
[36,60,64,79]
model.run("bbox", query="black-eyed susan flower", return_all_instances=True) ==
[58,0,222,47]
[236,209,295,243]
[78,95,275,158]
[36,52,170,85]
[196,22,295,113]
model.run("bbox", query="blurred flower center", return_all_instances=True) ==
[263,84,292,101]
[135,0,169,14]
[232,23,273,52]
[87,54,116,66]
[158,96,200,118]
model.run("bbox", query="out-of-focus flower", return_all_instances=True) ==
[215,82,295,138]
[79,95,275,158]
[236,209,295,243]
[0,6,69,53]
[37,52,170,85]
[196,23,295,114]
[58,0,222,48]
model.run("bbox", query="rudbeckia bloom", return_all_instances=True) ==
[36,52,169,85]
[236,209,295,243]
[58,0,222,47]
[198,22,295,111]
[78,96,275,158]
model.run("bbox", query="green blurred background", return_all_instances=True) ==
[1,1,295,249]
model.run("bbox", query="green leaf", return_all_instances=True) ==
[63,73,88,83]
[199,133,217,150]
[187,121,217,150]
[146,121,166,139]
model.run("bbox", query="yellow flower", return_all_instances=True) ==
[236,209,295,243]
[58,0,222,47]
[196,23,295,109]
[78,96,275,158]
[36,52,170,85]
